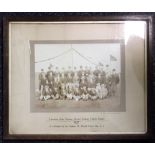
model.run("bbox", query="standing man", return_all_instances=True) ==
[39,69,47,100]
[73,67,80,90]
[110,69,120,96]
[93,66,101,77]
[78,65,83,79]
[84,66,89,75]
[46,66,54,94]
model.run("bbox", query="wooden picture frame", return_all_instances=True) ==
[2,14,154,142]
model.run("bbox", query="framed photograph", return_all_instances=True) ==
[3,15,153,141]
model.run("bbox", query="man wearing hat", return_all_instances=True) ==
[78,65,83,79]
[110,69,120,96]
[46,66,54,93]
[38,69,47,100]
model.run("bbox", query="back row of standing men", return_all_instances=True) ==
[38,65,120,101]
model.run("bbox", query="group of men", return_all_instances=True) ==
[38,65,119,101]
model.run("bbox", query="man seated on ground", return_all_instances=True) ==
[88,88,98,101]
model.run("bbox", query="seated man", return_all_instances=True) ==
[73,87,81,101]
[101,84,108,99]
[88,88,98,100]
[53,87,60,100]
[96,83,102,99]
[44,84,51,101]
[66,87,73,100]
[60,83,67,100]
[81,86,89,101]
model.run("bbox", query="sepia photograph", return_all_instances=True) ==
[30,40,125,112]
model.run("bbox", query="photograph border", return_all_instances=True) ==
[2,15,153,142]
[30,39,125,113]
